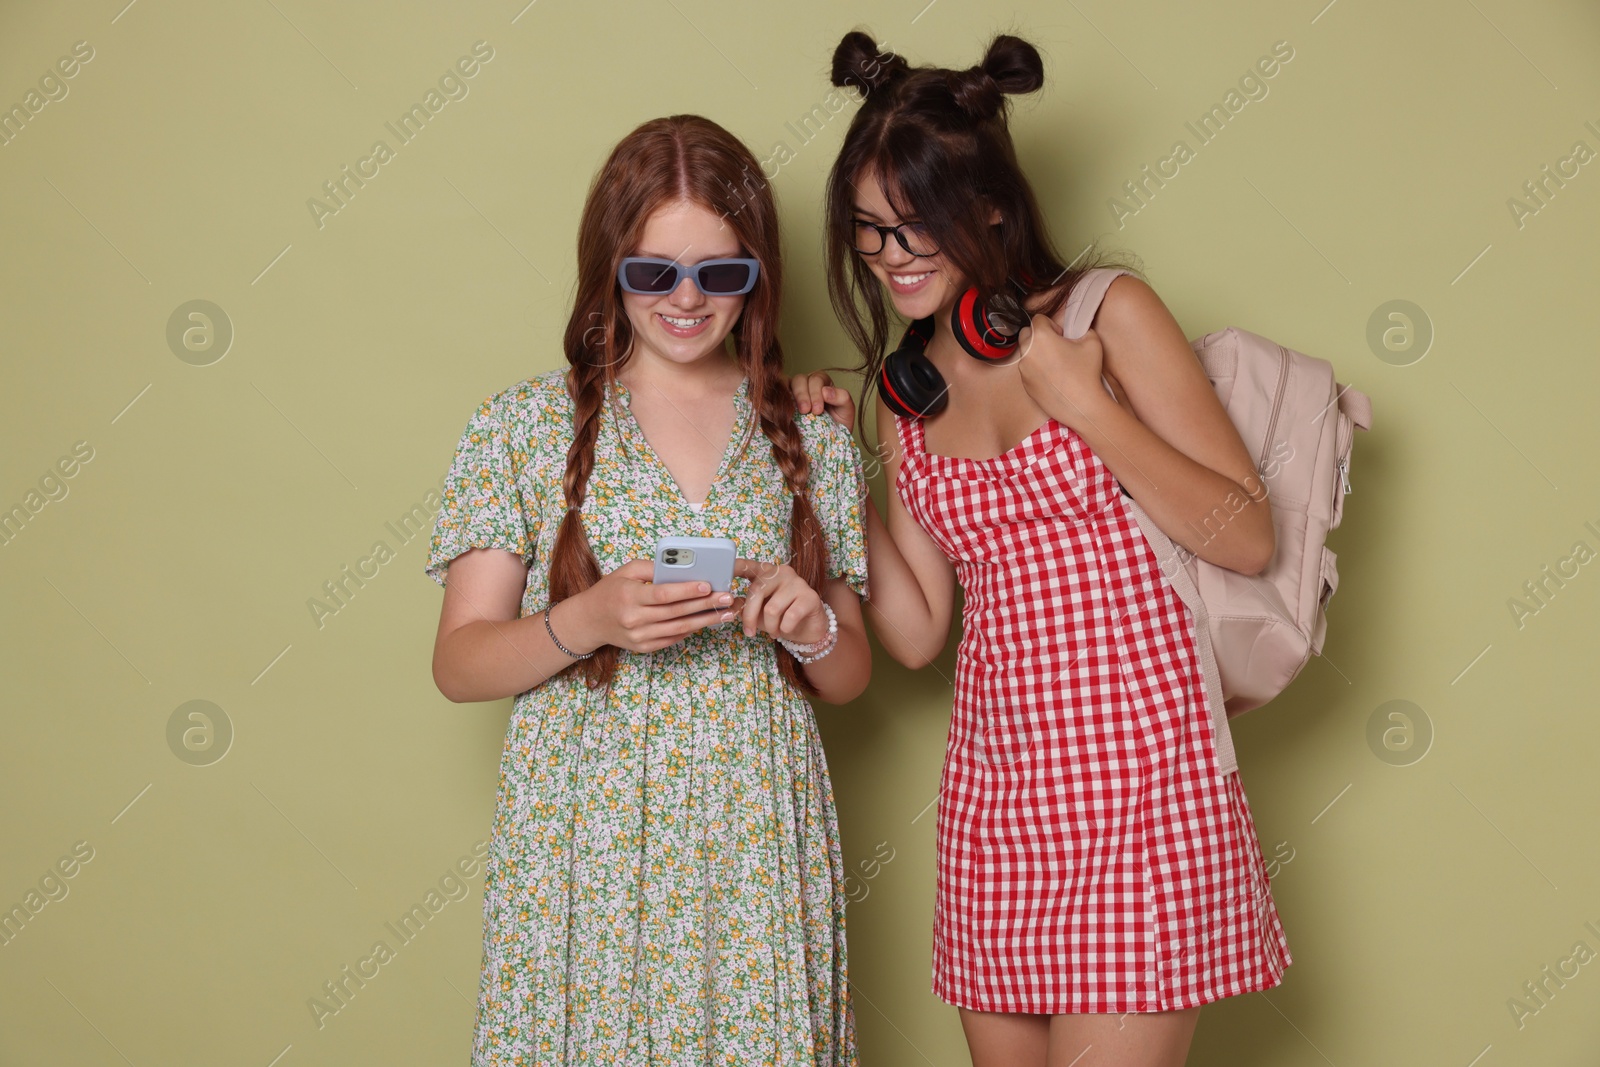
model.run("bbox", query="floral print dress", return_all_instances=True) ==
[424,369,868,1067]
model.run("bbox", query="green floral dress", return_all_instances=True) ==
[425,369,868,1066]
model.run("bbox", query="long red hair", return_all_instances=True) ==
[552,114,829,695]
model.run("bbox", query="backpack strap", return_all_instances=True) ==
[1060,266,1137,340]
[1059,267,1142,438]
[1060,267,1240,778]
[1340,386,1373,431]
[1122,498,1239,778]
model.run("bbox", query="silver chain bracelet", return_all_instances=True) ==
[544,602,593,660]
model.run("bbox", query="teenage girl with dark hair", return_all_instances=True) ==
[792,32,1291,1067]
[426,114,870,1065]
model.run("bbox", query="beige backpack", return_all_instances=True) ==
[1061,268,1372,767]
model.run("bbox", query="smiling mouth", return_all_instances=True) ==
[889,270,934,287]
[655,312,712,338]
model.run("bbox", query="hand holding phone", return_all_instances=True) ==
[559,554,737,657]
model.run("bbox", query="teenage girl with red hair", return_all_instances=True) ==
[427,114,871,1066]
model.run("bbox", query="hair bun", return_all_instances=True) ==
[953,34,1045,120]
[832,30,908,94]
[981,34,1046,94]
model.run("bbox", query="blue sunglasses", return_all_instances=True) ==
[616,256,761,296]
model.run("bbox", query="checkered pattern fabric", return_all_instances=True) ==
[895,412,1292,1013]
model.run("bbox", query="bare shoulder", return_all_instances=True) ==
[1093,274,1181,343]
[1089,275,1207,397]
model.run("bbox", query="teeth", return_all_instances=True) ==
[661,314,707,327]
[892,271,932,284]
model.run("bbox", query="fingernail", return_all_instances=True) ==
[699,582,710,594]
[717,594,732,606]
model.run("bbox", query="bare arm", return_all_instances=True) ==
[1018,275,1275,574]
[862,395,957,668]
[791,372,956,669]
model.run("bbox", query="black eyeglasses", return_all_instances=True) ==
[850,218,939,257]
[616,256,761,296]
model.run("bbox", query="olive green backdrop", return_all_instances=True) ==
[3,1,1598,1064]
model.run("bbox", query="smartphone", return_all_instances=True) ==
[652,536,737,593]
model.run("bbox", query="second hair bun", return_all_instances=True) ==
[955,35,1046,120]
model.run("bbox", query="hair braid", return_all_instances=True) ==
[748,365,831,696]
[548,360,619,687]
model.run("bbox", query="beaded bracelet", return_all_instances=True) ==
[779,602,838,665]
[544,602,594,660]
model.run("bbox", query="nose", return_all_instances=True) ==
[668,274,705,308]
[879,235,915,268]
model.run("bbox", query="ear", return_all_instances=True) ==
[988,206,1002,226]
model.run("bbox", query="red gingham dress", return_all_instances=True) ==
[894,409,1292,1014]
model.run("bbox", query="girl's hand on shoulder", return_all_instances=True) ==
[565,559,736,654]
[790,371,856,432]
[732,558,829,645]
[1014,314,1115,433]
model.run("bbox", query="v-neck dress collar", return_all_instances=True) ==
[605,376,754,514]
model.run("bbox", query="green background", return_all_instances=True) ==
[3,0,1598,1063]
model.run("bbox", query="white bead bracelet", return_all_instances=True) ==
[779,602,838,665]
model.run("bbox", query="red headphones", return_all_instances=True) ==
[879,287,1028,419]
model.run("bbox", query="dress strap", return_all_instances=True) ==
[891,410,924,466]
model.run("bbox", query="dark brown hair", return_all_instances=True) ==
[554,114,829,695]
[825,31,1135,417]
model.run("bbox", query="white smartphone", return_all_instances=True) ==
[652,536,737,592]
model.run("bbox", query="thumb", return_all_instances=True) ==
[1016,323,1034,349]
[617,558,655,581]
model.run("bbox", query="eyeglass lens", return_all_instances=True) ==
[852,220,938,256]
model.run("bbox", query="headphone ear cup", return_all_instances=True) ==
[880,348,949,419]
[950,287,1020,362]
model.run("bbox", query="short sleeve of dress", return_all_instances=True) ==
[802,412,870,601]
[424,389,538,587]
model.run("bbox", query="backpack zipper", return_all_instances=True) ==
[1258,344,1290,469]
